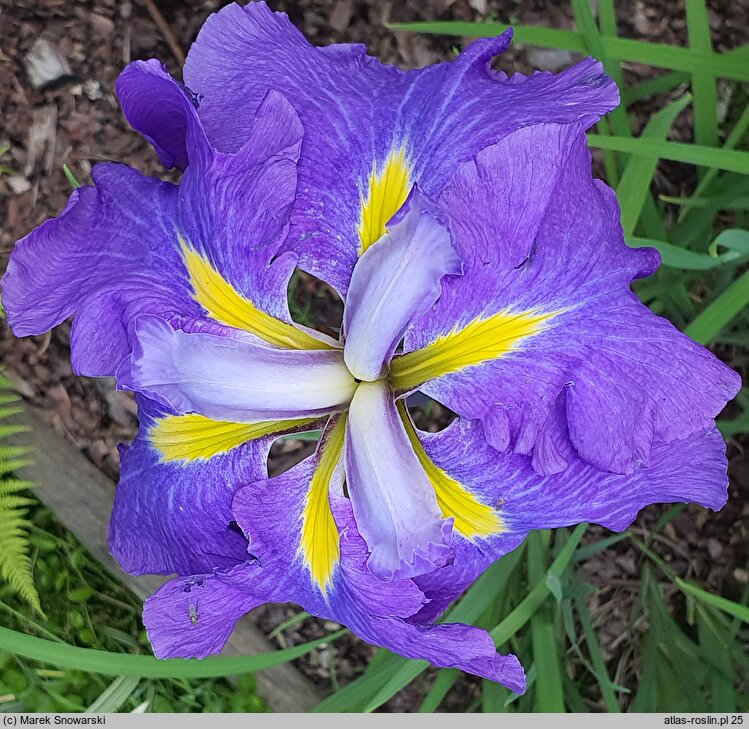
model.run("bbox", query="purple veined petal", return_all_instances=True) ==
[344,379,453,581]
[409,417,730,622]
[121,315,357,422]
[175,1,617,296]
[108,395,266,575]
[342,186,461,382]
[404,130,740,474]
[116,59,199,170]
[2,71,308,377]
[142,442,525,692]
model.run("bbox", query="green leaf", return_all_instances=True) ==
[63,164,82,189]
[675,578,749,623]
[616,95,692,236]
[390,21,749,82]
[527,532,564,712]
[544,573,563,605]
[627,235,748,270]
[624,71,691,104]
[575,598,622,711]
[685,0,718,149]
[587,134,749,174]
[490,524,588,646]
[0,625,347,678]
[85,675,141,713]
[683,267,749,343]
[0,374,42,616]
[418,669,459,712]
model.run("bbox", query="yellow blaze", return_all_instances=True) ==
[390,308,559,392]
[357,145,412,254]
[180,238,331,350]
[397,401,504,539]
[299,415,347,593]
[151,413,318,463]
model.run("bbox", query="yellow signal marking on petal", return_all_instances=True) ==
[180,237,331,350]
[390,308,560,392]
[397,401,504,539]
[151,413,318,463]
[357,145,412,254]
[299,415,347,594]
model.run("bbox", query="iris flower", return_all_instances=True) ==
[2,2,739,693]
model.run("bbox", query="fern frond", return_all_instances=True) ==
[0,458,33,478]
[0,445,31,461]
[0,370,42,615]
[0,478,34,496]
[0,424,31,441]
[0,405,25,420]
[0,495,35,510]
[0,505,43,615]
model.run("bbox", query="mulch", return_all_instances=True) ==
[1,0,748,712]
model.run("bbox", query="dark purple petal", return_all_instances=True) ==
[2,83,303,377]
[345,380,453,581]
[171,1,618,295]
[343,187,460,381]
[117,60,198,170]
[407,131,740,474]
[2,164,190,376]
[142,437,525,690]
[122,316,356,421]
[108,396,265,575]
[411,418,729,620]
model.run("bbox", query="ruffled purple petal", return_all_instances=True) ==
[117,59,198,170]
[2,165,185,376]
[410,417,729,620]
[143,439,525,691]
[122,316,356,422]
[2,77,305,377]
[108,396,264,575]
[159,1,619,295]
[407,131,740,474]
[343,187,460,381]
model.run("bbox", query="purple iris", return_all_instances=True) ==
[2,1,740,694]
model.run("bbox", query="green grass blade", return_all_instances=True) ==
[685,0,719,149]
[616,95,692,236]
[696,607,736,711]
[490,524,588,646]
[675,578,749,623]
[418,669,459,712]
[85,675,141,713]
[575,598,621,711]
[63,164,82,189]
[683,267,749,343]
[482,678,510,713]
[390,22,749,82]
[0,625,346,678]
[587,135,749,174]
[570,0,630,185]
[624,71,691,104]
[527,532,564,712]
[627,235,748,269]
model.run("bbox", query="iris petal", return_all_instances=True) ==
[343,187,460,382]
[345,379,453,581]
[122,315,357,422]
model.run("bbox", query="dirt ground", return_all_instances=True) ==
[1,0,748,712]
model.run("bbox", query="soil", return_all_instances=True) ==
[0,0,748,713]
